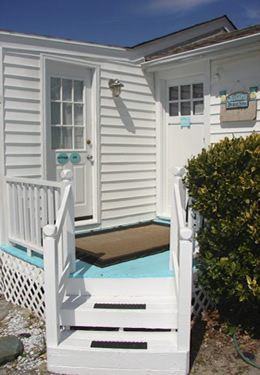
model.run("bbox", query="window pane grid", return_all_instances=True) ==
[169,83,203,117]
[51,77,85,150]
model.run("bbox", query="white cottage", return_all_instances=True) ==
[0,15,259,375]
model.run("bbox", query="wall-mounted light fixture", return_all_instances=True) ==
[213,72,220,81]
[108,79,124,97]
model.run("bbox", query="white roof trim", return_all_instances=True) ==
[0,30,127,52]
[142,32,260,70]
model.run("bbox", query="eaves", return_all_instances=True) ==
[142,32,260,72]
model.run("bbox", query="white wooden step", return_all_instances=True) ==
[61,295,178,329]
[66,276,176,297]
[47,329,189,375]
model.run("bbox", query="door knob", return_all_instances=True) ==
[87,155,93,160]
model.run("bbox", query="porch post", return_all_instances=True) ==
[60,169,75,273]
[43,224,60,347]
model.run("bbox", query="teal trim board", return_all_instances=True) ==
[0,245,44,269]
[70,251,174,279]
[154,218,171,225]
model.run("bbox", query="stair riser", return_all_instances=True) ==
[60,310,177,329]
[47,348,189,374]
[66,277,175,297]
[48,365,187,375]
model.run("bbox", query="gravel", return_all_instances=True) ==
[0,295,48,374]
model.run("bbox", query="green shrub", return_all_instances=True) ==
[184,133,260,307]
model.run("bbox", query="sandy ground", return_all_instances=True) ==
[0,296,259,374]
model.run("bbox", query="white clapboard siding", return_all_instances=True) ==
[65,54,158,225]
[102,186,156,201]
[101,162,156,172]
[3,51,42,178]
[2,47,156,228]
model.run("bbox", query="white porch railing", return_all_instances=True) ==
[5,170,74,257]
[170,167,193,353]
[43,169,75,347]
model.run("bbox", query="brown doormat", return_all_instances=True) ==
[75,222,170,267]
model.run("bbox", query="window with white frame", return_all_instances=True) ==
[50,77,85,150]
[169,83,204,117]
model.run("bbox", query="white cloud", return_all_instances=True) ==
[243,5,260,20]
[144,0,217,13]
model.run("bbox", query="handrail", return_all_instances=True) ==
[43,169,75,347]
[170,167,193,354]
[173,181,192,240]
[5,176,62,189]
[55,184,71,238]
[6,176,62,255]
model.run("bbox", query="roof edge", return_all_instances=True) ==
[0,29,128,52]
[129,15,236,49]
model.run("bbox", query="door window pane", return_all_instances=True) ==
[63,127,72,149]
[169,86,178,101]
[74,80,83,102]
[51,78,60,100]
[193,83,203,98]
[193,101,204,115]
[62,79,72,101]
[51,127,61,149]
[169,102,178,116]
[51,102,60,124]
[75,128,84,149]
[181,102,190,115]
[74,104,83,125]
[63,103,72,125]
[181,85,190,100]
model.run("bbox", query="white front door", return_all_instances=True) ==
[162,76,206,216]
[46,66,93,220]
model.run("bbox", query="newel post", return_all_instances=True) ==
[178,227,193,355]
[60,169,76,273]
[170,167,186,271]
[43,224,60,347]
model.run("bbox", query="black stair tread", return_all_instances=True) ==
[91,341,147,349]
[94,303,146,310]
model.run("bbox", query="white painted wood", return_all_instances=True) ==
[43,225,60,347]
[47,330,189,375]
[44,58,95,220]
[178,240,193,352]
[61,295,177,329]
[66,277,175,298]
[170,167,193,358]
[5,176,69,254]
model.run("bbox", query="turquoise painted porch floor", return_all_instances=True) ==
[0,245,174,279]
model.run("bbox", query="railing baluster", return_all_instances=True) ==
[48,187,55,225]
[34,186,41,247]
[17,183,24,240]
[5,174,75,277]
[23,184,30,243]
[14,184,19,238]
[29,185,36,245]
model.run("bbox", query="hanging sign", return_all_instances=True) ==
[226,92,249,109]
[57,152,68,165]
[70,153,81,164]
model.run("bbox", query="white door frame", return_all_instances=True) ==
[41,55,100,226]
[155,64,210,218]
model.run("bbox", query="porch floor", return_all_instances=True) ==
[0,245,173,279]
[71,250,174,279]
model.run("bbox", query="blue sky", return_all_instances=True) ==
[1,0,260,47]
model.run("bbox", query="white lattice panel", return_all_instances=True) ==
[0,251,45,318]
[191,271,212,319]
